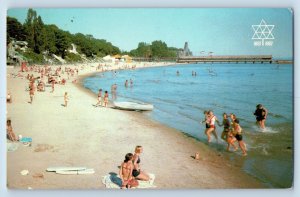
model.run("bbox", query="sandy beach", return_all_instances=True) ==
[6,62,266,189]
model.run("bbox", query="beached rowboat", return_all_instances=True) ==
[113,101,154,111]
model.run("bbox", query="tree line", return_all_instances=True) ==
[7,9,179,64]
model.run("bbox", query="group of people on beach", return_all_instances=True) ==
[20,65,80,106]
[202,104,268,156]
[119,145,152,189]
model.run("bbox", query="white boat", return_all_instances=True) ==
[113,101,154,111]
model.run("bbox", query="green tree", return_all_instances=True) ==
[23,9,37,50]
[151,40,168,58]
[43,25,59,54]
[6,17,26,43]
[55,30,70,58]
[23,9,46,54]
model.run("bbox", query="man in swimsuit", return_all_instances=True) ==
[254,104,268,129]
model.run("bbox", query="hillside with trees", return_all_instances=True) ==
[7,9,179,64]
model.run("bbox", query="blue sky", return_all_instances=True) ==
[7,8,293,58]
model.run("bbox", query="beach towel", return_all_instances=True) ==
[19,137,32,143]
[7,142,19,152]
[102,172,156,189]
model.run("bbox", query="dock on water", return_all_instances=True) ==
[177,55,292,64]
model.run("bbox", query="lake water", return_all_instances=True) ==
[83,63,293,188]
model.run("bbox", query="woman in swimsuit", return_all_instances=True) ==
[119,153,138,189]
[204,111,219,143]
[132,146,150,181]
[232,119,247,156]
[227,113,238,151]
[218,113,230,141]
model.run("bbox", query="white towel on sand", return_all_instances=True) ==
[102,173,156,189]
[7,142,19,152]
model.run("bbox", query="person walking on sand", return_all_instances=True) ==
[51,80,55,93]
[204,110,219,143]
[104,91,109,107]
[95,89,102,107]
[29,82,35,104]
[119,153,138,189]
[254,104,268,129]
[132,146,150,182]
[64,92,69,107]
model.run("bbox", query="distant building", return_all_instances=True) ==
[178,42,193,57]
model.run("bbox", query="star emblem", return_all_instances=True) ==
[252,19,275,40]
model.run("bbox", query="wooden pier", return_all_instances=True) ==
[177,55,274,64]
[132,55,292,64]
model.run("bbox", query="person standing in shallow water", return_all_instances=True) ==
[254,104,268,129]
[103,91,109,107]
[204,110,219,143]
[232,119,247,156]
[218,113,231,141]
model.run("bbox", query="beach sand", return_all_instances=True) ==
[6,62,266,189]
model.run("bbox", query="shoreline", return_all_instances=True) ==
[6,62,266,189]
[76,63,269,188]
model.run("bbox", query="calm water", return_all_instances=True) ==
[83,63,293,188]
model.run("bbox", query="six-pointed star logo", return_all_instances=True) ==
[252,19,275,41]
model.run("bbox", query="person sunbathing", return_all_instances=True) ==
[119,153,138,189]
[7,120,19,142]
